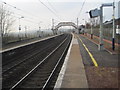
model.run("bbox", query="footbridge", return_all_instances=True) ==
[52,22,78,34]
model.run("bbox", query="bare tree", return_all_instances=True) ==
[0,4,15,38]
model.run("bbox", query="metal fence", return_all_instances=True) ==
[86,27,120,44]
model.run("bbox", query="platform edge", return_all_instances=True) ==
[53,33,74,89]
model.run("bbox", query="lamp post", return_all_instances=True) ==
[38,21,42,37]
[99,3,113,50]
[52,18,55,35]
[90,18,93,39]
[112,2,115,51]
[77,18,79,34]
[88,3,114,51]
[82,19,87,36]
[18,16,24,40]
[25,26,27,38]
[39,26,41,37]
[86,11,92,36]
[99,5,104,50]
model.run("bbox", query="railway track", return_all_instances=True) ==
[2,34,66,74]
[2,34,65,66]
[2,34,72,89]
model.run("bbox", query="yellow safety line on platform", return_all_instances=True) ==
[77,36,98,67]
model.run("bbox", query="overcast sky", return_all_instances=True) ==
[0,0,120,33]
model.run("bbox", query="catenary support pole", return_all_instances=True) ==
[77,18,79,34]
[112,2,115,51]
[98,6,104,50]
[91,18,93,39]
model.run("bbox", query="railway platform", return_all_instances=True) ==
[1,34,61,53]
[54,33,119,89]
[61,35,88,88]
[54,34,88,88]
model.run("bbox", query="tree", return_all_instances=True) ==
[0,4,15,38]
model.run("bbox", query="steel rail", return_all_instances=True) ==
[2,40,60,74]
[9,35,69,90]
[2,34,64,66]
[42,34,72,90]
[1,34,63,53]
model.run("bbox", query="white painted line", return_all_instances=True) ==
[54,33,74,89]
[1,34,63,53]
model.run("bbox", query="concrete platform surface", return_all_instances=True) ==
[55,35,88,88]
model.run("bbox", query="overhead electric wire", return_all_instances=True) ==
[1,0,61,22]
[0,1,40,30]
[38,0,61,20]
[46,0,62,22]
[10,11,40,24]
[0,1,41,20]
[12,15,38,25]
[14,12,37,20]
[77,0,86,18]
[46,0,58,13]
[2,1,21,10]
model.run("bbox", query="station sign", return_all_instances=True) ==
[89,8,100,18]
